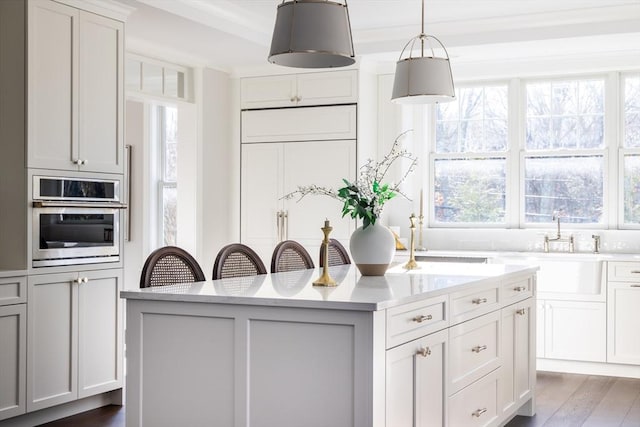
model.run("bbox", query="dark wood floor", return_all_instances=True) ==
[38,372,640,427]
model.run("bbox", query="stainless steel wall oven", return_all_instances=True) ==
[32,176,127,267]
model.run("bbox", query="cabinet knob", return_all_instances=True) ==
[296,96,302,102]
[472,408,487,417]
[514,286,526,292]
[516,308,526,315]
[290,96,296,102]
[472,345,487,353]
[412,314,433,323]
[472,297,488,305]
[416,347,431,357]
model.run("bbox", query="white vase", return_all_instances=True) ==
[349,222,396,276]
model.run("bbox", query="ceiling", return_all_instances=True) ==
[120,0,640,74]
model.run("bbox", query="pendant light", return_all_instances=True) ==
[268,0,355,68]
[391,0,455,104]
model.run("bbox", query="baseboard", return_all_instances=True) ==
[538,359,640,378]
[0,389,122,427]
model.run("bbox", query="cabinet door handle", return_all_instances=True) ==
[514,286,526,292]
[472,345,487,353]
[472,408,487,417]
[276,211,283,242]
[74,159,86,165]
[416,347,431,357]
[283,210,288,240]
[472,297,488,305]
[412,314,433,323]
[73,277,89,284]
[516,308,526,315]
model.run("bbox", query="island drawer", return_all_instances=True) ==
[448,368,500,427]
[386,294,448,348]
[448,310,501,394]
[502,276,534,306]
[450,285,500,324]
[608,262,640,282]
[0,276,26,306]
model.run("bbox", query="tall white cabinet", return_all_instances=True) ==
[240,81,359,263]
[27,0,124,174]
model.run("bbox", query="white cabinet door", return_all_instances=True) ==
[500,299,534,418]
[78,269,123,398]
[27,0,79,171]
[296,71,358,106]
[240,75,297,109]
[27,272,78,412]
[283,139,356,259]
[241,105,357,143]
[386,329,447,427]
[544,300,606,362]
[78,12,124,174]
[607,282,640,364]
[0,304,26,421]
[241,143,284,263]
[240,71,357,109]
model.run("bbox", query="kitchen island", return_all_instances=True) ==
[121,262,538,427]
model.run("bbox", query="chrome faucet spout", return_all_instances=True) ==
[553,215,561,239]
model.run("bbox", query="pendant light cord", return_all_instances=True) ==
[420,0,425,57]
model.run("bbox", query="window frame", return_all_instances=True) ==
[620,72,640,229]
[154,104,178,246]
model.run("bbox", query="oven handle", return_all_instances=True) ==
[32,201,128,209]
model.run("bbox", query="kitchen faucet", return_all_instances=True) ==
[543,214,574,253]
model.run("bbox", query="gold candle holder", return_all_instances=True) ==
[313,219,337,287]
[404,213,420,270]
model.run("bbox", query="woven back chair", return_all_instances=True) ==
[270,240,315,273]
[140,246,205,288]
[319,238,351,267]
[212,243,267,280]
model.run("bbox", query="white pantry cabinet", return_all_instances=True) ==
[27,269,123,412]
[27,0,124,174]
[0,282,27,421]
[240,70,358,109]
[607,262,640,365]
[241,139,356,263]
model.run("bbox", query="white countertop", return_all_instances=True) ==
[120,262,538,312]
[396,249,640,262]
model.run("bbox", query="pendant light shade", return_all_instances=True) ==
[268,0,355,68]
[391,1,455,104]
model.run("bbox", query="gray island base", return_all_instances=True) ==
[121,262,538,427]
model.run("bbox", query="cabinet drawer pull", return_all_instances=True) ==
[516,308,526,315]
[472,297,488,305]
[472,408,487,417]
[630,270,640,274]
[513,286,526,292]
[631,284,640,288]
[416,347,431,357]
[412,314,433,323]
[472,345,487,353]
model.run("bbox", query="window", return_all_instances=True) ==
[623,73,640,225]
[157,105,178,245]
[433,85,508,224]
[523,78,605,224]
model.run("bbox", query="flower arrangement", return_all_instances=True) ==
[283,131,417,229]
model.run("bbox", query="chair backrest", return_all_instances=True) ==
[140,246,206,288]
[319,238,351,267]
[271,240,315,273]
[212,243,267,279]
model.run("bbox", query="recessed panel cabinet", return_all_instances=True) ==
[27,0,124,174]
[0,303,26,421]
[607,262,640,365]
[27,269,123,412]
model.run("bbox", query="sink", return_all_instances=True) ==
[490,255,604,297]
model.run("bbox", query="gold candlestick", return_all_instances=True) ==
[313,219,337,286]
[404,213,420,270]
